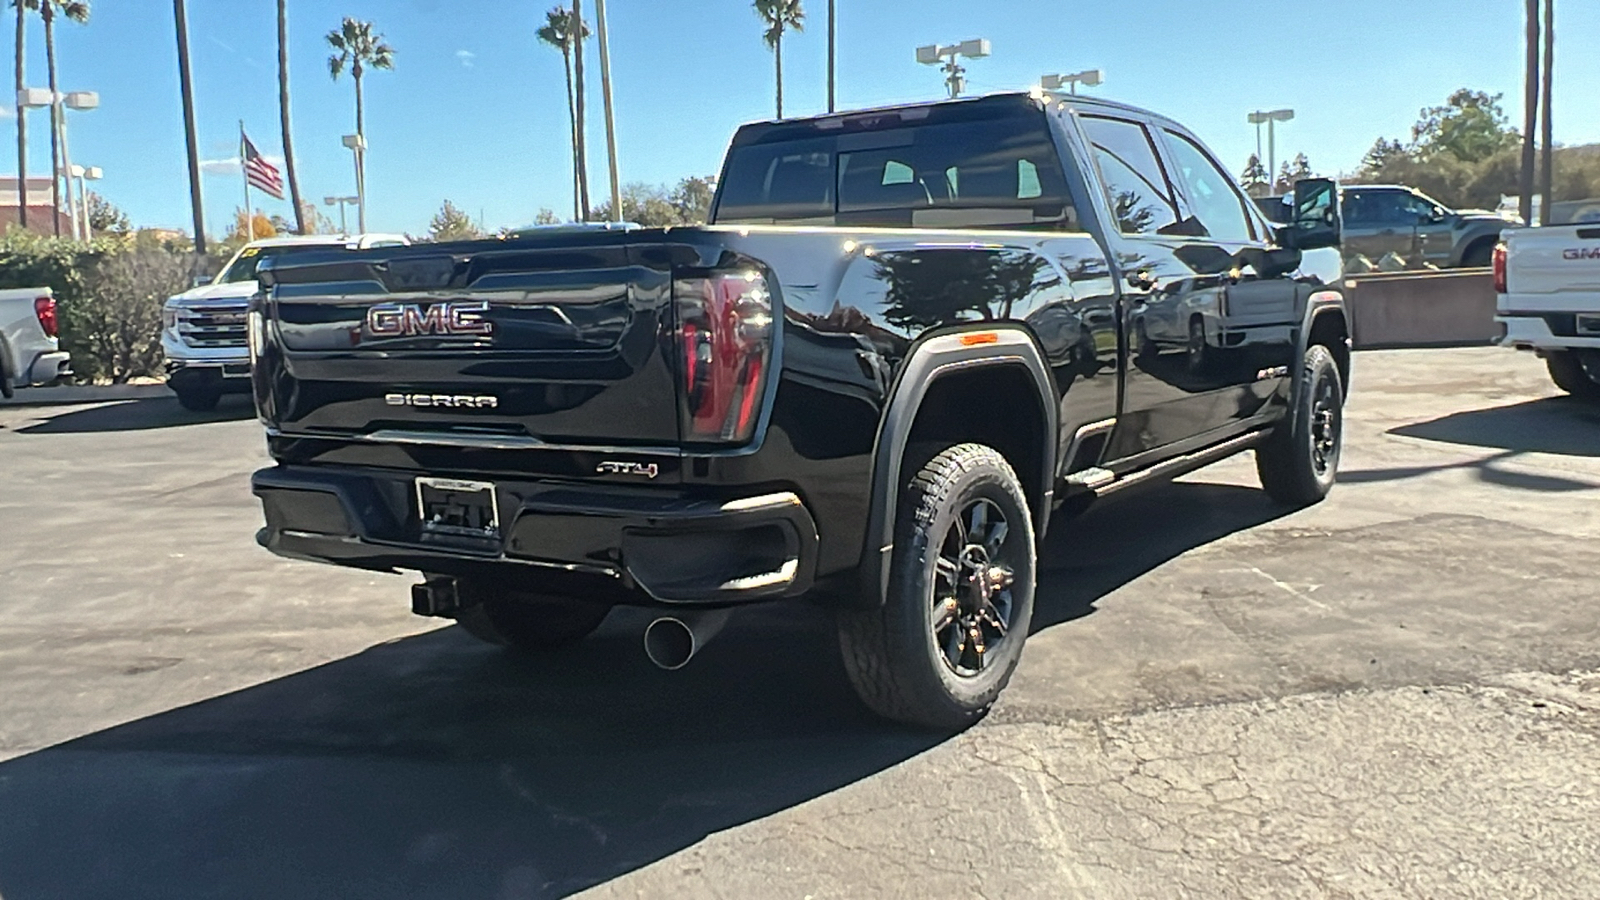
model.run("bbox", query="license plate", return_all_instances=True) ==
[415,477,500,539]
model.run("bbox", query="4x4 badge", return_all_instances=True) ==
[596,461,659,479]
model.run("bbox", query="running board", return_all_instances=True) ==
[1090,430,1271,498]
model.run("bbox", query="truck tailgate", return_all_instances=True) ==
[1503,225,1600,302]
[259,242,681,447]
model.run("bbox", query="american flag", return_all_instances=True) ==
[241,130,285,200]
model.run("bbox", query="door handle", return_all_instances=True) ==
[1125,270,1158,291]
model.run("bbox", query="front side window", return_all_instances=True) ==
[1079,116,1180,236]
[1163,130,1256,243]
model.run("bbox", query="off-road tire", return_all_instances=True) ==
[454,581,612,651]
[838,443,1036,731]
[174,385,221,412]
[1256,343,1344,505]
[1546,351,1600,401]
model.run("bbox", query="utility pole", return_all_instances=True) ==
[174,0,206,254]
[1519,0,1540,225]
[595,0,621,222]
[827,0,836,113]
[1539,0,1554,226]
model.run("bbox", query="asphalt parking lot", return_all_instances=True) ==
[1,347,1597,899]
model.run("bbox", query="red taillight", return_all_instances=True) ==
[34,296,58,338]
[1492,243,1508,294]
[674,271,773,444]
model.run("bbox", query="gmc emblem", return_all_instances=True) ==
[365,301,493,338]
[1563,248,1600,260]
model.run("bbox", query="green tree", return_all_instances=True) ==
[18,1,91,238]
[1239,154,1269,197]
[1410,89,1519,164]
[591,182,677,226]
[429,200,483,241]
[533,207,561,225]
[753,0,804,119]
[326,17,395,233]
[85,191,129,234]
[1358,138,1409,179]
[536,6,590,222]
[669,176,715,223]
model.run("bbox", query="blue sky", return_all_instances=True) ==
[11,0,1600,236]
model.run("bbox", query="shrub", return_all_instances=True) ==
[0,229,201,383]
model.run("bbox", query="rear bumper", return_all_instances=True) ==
[252,464,819,606]
[23,351,71,386]
[1496,314,1600,351]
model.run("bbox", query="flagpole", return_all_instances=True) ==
[240,121,254,242]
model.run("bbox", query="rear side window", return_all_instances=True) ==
[714,113,1080,231]
[1079,116,1181,236]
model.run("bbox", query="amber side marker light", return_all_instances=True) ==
[959,332,1000,346]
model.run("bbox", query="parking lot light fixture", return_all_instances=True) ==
[916,39,991,99]
[323,194,359,235]
[1247,108,1295,190]
[1041,69,1104,95]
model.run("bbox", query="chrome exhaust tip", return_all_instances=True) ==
[643,609,730,671]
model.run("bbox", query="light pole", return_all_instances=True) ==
[594,0,622,222]
[1041,69,1103,95]
[341,133,366,232]
[1247,109,1295,191]
[69,164,100,239]
[19,87,97,239]
[915,39,990,99]
[323,195,358,235]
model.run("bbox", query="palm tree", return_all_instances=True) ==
[753,0,803,119]
[570,0,589,220]
[326,17,395,233]
[19,0,90,237]
[14,1,27,229]
[536,6,588,222]
[277,0,306,234]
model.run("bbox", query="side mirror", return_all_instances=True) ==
[191,275,212,289]
[1282,178,1340,251]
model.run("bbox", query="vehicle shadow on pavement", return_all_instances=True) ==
[1337,398,1600,492]
[1030,481,1291,632]
[16,396,255,434]
[0,606,940,899]
[1390,396,1600,458]
[0,480,1286,900]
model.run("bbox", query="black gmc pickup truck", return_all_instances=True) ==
[249,93,1349,729]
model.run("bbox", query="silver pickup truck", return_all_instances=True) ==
[1496,223,1600,400]
[0,288,71,398]
[162,234,407,410]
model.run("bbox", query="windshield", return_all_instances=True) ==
[216,244,345,284]
[713,109,1080,231]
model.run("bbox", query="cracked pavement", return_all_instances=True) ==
[1,348,1597,899]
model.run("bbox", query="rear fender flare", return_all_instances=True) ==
[858,327,1058,608]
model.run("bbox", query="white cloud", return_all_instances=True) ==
[200,155,284,176]
[456,50,476,68]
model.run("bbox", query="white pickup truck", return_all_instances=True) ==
[162,233,408,410]
[0,288,71,399]
[1496,224,1600,400]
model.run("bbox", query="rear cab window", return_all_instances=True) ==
[712,100,1082,232]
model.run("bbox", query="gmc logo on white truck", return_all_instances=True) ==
[1562,248,1600,260]
[365,301,493,338]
